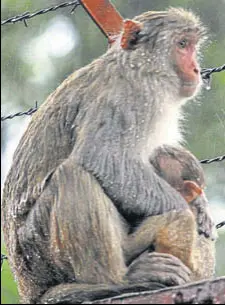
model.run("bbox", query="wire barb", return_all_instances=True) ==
[1,254,8,268]
[1,102,38,121]
[1,1,80,26]
[216,221,225,230]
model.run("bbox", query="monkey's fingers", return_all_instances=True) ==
[192,196,215,239]
[144,252,191,271]
[198,214,217,240]
[143,253,192,284]
[127,252,192,287]
[196,201,215,239]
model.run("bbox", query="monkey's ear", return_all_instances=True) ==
[182,181,203,203]
[121,20,143,49]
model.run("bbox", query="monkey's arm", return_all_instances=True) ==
[77,143,188,219]
[124,211,178,264]
[124,209,196,270]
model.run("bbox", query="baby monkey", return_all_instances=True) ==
[125,145,216,281]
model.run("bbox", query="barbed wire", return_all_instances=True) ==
[201,64,225,78]
[200,155,225,164]
[1,254,8,269]
[201,64,225,89]
[216,221,225,230]
[1,1,80,26]
[1,102,38,121]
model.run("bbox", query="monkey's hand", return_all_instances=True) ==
[191,196,217,240]
[126,252,192,287]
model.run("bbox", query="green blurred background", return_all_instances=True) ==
[1,0,225,303]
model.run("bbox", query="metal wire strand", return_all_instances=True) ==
[216,221,225,230]
[201,64,225,78]
[1,254,8,268]
[1,102,38,121]
[200,155,225,164]
[1,1,80,26]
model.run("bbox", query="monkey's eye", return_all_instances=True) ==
[178,39,188,49]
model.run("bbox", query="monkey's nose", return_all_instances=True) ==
[193,67,199,74]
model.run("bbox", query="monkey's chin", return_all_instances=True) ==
[180,82,200,98]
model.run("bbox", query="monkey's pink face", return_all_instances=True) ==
[173,33,201,97]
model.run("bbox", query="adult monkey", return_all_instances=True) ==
[2,2,212,304]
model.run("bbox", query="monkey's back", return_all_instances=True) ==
[1,60,103,299]
[2,58,102,226]
[2,82,76,222]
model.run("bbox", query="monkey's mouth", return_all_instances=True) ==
[181,81,199,97]
[182,81,198,87]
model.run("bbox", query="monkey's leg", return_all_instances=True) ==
[16,160,127,303]
[49,160,128,285]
